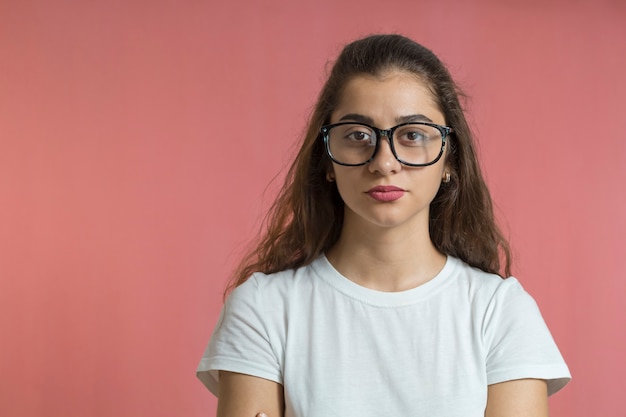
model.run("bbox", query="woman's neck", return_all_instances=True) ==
[325,222,446,292]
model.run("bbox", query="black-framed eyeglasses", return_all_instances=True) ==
[320,122,452,167]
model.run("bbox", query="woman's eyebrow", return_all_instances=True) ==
[338,113,374,124]
[396,114,434,123]
[337,113,434,125]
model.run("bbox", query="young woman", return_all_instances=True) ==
[197,34,570,417]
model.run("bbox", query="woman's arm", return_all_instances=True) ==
[216,371,284,417]
[485,379,548,417]
[218,374,546,417]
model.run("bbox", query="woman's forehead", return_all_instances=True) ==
[331,71,444,125]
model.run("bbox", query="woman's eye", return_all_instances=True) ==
[405,131,426,141]
[347,131,371,141]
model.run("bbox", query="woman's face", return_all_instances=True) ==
[328,70,447,234]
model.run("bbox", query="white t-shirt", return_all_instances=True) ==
[197,255,570,417]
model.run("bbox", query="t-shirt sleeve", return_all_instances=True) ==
[483,278,571,395]
[196,276,282,396]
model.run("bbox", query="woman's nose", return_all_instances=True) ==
[368,136,401,175]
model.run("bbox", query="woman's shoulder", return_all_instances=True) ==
[227,256,324,306]
[449,256,528,302]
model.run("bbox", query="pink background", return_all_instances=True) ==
[1,0,625,416]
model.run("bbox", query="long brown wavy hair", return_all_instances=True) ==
[225,34,511,296]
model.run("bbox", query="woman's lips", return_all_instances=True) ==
[366,185,405,202]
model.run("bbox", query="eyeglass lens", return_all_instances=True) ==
[326,123,443,165]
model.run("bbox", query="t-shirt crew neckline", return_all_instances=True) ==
[312,254,459,308]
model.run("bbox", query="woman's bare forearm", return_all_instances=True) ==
[485,378,549,417]
[216,371,283,417]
